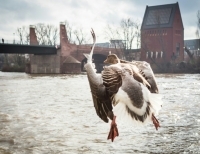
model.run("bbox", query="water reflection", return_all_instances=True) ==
[0,72,200,153]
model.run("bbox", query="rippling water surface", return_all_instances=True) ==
[0,72,200,154]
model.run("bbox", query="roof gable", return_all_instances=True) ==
[141,2,179,29]
[63,55,80,63]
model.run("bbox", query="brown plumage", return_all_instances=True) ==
[84,29,163,142]
[120,59,159,93]
[104,54,157,92]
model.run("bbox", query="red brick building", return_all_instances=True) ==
[140,2,184,68]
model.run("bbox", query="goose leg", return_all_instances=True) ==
[152,114,160,130]
[107,116,119,142]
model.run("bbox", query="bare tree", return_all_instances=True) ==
[16,26,29,44]
[196,10,200,39]
[35,23,46,45]
[11,26,28,69]
[64,20,74,43]
[104,24,119,40]
[73,28,89,45]
[46,24,58,45]
[35,23,58,45]
[120,18,136,49]
[104,18,140,50]
[104,18,140,60]
[183,10,200,63]
[134,22,141,49]
[64,20,90,45]
[8,54,25,67]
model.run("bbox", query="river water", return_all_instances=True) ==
[0,72,200,154]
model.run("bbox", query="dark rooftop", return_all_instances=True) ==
[63,55,80,63]
[184,39,200,50]
[141,2,181,29]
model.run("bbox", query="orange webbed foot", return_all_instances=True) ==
[152,114,160,130]
[107,116,119,142]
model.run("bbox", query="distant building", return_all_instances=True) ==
[124,49,141,61]
[109,40,125,49]
[184,39,200,61]
[95,42,110,48]
[140,2,184,65]
[89,40,125,49]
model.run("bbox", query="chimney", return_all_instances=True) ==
[29,25,38,45]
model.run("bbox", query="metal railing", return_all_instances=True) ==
[0,40,29,45]
[0,40,57,47]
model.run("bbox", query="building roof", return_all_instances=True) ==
[141,2,181,29]
[184,39,200,50]
[63,55,80,63]
[96,42,110,48]
[85,42,110,48]
[124,49,140,53]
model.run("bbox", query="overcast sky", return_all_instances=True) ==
[0,0,199,46]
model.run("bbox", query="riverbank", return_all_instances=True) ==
[1,65,25,72]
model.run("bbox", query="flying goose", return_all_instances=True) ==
[84,29,163,142]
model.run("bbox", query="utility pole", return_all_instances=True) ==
[13,33,15,44]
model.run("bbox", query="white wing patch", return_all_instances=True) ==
[113,102,152,126]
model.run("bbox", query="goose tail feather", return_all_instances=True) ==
[148,93,163,116]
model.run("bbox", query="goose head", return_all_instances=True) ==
[104,54,120,64]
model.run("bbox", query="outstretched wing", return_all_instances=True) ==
[132,61,158,93]
[102,65,123,101]
[85,28,114,123]
[120,60,158,93]
[86,73,113,123]
[120,63,151,90]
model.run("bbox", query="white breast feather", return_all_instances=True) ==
[113,83,163,126]
[114,88,148,116]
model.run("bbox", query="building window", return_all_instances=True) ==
[161,51,163,58]
[176,43,180,56]
[151,51,153,58]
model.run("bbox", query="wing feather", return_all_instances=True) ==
[102,65,122,96]
[132,61,158,93]
[86,70,113,123]
[120,60,158,93]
